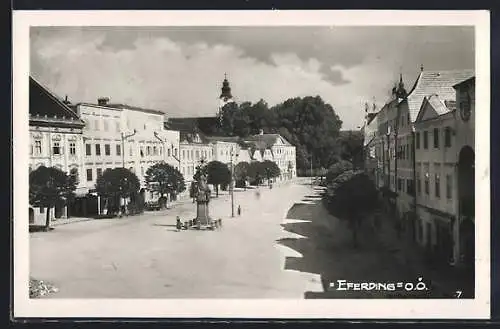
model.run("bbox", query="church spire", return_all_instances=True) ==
[396,72,407,99]
[220,73,233,101]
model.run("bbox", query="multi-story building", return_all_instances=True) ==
[413,75,475,268]
[395,68,475,243]
[73,98,177,215]
[241,131,297,180]
[362,102,379,184]
[29,77,86,224]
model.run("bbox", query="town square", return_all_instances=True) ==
[26,25,476,301]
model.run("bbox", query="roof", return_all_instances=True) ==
[415,94,456,123]
[204,136,240,143]
[29,76,85,126]
[453,76,475,89]
[242,134,292,148]
[104,103,165,115]
[405,69,475,122]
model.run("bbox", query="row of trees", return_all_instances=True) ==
[29,159,283,230]
[322,160,380,247]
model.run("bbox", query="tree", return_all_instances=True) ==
[246,161,265,185]
[262,160,281,184]
[233,161,250,189]
[29,166,77,230]
[145,162,186,208]
[95,168,140,216]
[206,161,231,197]
[324,170,379,247]
[325,160,353,184]
[338,130,364,169]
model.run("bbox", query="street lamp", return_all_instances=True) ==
[230,148,238,217]
[121,129,137,168]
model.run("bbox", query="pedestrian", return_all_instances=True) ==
[176,216,182,231]
[237,205,241,216]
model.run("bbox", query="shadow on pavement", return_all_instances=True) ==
[277,193,435,299]
[29,225,55,233]
[152,223,177,227]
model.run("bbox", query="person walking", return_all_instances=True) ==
[237,205,241,216]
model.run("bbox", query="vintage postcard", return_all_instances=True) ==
[13,10,490,319]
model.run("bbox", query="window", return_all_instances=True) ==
[416,132,420,149]
[86,168,93,181]
[196,150,200,159]
[86,144,91,156]
[435,173,441,198]
[407,179,414,195]
[116,144,121,156]
[174,148,178,157]
[129,146,133,156]
[116,122,120,133]
[140,147,144,157]
[446,174,452,199]
[153,146,157,155]
[95,144,101,156]
[424,164,430,195]
[423,131,428,149]
[433,128,439,149]
[52,141,61,155]
[146,146,151,156]
[105,144,111,156]
[191,150,194,159]
[397,178,403,191]
[445,127,452,147]
[407,114,410,125]
[69,142,76,155]
[168,148,171,157]
[182,150,185,159]
[34,140,42,155]
[103,121,108,131]
[97,168,103,178]
[95,120,100,131]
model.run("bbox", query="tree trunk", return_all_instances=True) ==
[45,206,51,231]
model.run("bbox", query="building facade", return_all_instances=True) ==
[29,77,86,225]
[74,98,179,214]
[413,75,475,268]
[366,68,475,268]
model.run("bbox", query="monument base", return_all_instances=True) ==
[195,201,211,226]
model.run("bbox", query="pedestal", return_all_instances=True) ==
[195,201,211,225]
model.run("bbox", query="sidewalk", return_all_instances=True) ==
[368,215,474,298]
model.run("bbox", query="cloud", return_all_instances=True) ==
[30,26,474,130]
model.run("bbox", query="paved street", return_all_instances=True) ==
[31,180,440,299]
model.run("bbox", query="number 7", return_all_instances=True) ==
[456,290,462,298]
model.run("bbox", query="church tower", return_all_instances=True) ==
[217,73,235,122]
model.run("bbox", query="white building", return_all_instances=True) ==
[241,132,297,180]
[413,75,475,269]
[74,98,178,215]
[29,77,86,225]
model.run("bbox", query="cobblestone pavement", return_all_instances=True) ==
[30,180,323,298]
[30,179,458,299]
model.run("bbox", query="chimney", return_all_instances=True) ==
[63,95,71,105]
[98,97,110,106]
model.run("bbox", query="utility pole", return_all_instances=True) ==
[121,129,137,168]
[230,148,238,218]
[310,154,313,188]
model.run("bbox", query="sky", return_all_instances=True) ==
[30,26,474,130]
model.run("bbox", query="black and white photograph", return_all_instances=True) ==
[13,10,490,319]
